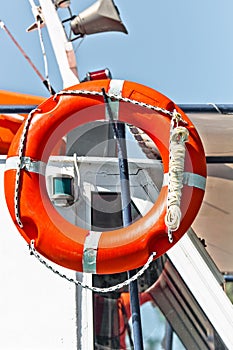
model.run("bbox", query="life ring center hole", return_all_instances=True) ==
[45,121,164,232]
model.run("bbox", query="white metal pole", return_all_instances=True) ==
[38,0,79,88]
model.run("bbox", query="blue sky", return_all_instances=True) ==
[1,0,233,104]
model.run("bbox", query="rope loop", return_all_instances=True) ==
[29,240,156,293]
[165,114,189,240]
[54,89,176,118]
[14,108,40,228]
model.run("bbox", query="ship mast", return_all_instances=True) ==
[34,0,79,87]
[30,2,90,349]
[28,2,143,349]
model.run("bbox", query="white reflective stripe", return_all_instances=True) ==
[163,172,206,190]
[183,172,206,190]
[5,156,46,176]
[105,79,124,120]
[108,79,124,96]
[83,231,102,273]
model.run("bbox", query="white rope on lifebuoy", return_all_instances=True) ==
[165,122,189,239]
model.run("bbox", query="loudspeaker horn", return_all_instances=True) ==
[70,0,128,36]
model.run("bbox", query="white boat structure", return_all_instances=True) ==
[0,1,233,349]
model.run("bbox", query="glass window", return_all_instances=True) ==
[91,191,141,231]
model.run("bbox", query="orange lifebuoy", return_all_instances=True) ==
[4,79,206,274]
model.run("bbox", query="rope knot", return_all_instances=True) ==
[171,126,189,143]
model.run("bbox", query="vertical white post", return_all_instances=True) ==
[38,0,79,88]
